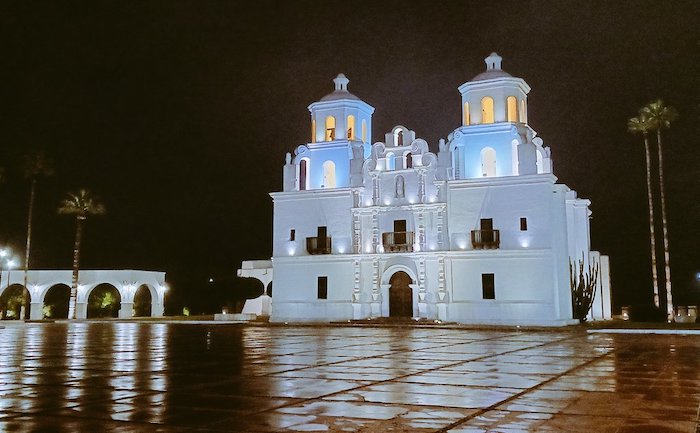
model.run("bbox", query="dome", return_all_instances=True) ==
[471,52,513,81]
[471,69,513,81]
[319,73,362,101]
[320,90,361,101]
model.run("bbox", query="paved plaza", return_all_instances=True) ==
[0,322,698,432]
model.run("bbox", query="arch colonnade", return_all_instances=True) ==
[0,269,166,320]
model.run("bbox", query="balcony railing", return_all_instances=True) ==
[306,237,332,255]
[471,230,500,249]
[382,231,414,252]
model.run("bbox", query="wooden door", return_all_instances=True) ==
[389,271,413,317]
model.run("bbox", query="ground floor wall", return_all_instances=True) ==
[270,250,600,326]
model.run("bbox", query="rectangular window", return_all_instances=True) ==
[394,219,407,232]
[482,273,495,299]
[520,217,528,231]
[290,229,296,241]
[317,276,328,299]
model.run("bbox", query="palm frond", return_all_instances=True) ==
[57,189,106,218]
[627,115,651,134]
[641,99,678,130]
[22,150,55,180]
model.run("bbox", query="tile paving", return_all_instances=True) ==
[0,322,698,432]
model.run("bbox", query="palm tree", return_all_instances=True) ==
[58,189,105,319]
[642,99,678,321]
[628,114,660,309]
[21,151,54,319]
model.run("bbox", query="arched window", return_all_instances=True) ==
[386,152,396,170]
[404,151,412,169]
[311,119,316,143]
[322,160,336,188]
[325,116,336,141]
[463,102,470,126]
[520,100,526,122]
[347,115,355,140]
[395,175,405,198]
[481,97,494,124]
[362,119,367,143]
[480,147,497,177]
[393,129,403,146]
[507,96,518,122]
[299,158,309,190]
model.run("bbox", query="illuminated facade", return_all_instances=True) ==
[260,53,611,326]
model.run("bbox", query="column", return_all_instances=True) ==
[29,302,44,321]
[370,259,380,317]
[119,302,134,319]
[437,255,448,321]
[75,302,88,319]
[352,260,362,319]
[418,257,427,318]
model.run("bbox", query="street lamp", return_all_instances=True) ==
[0,249,11,319]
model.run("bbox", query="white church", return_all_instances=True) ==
[240,53,611,326]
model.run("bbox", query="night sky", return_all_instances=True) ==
[1,1,698,313]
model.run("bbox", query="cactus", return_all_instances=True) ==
[570,255,599,322]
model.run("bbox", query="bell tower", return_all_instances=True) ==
[284,74,375,191]
[449,53,550,180]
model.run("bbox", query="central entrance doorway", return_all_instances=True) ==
[389,271,413,317]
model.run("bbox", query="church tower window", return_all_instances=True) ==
[299,158,309,190]
[520,100,527,122]
[362,119,367,143]
[311,119,316,143]
[463,102,470,126]
[481,97,494,124]
[325,116,336,141]
[393,128,404,146]
[347,115,355,140]
[386,152,396,170]
[507,96,518,122]
[322,160,336,188]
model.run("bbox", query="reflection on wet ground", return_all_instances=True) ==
[0,323,698,432]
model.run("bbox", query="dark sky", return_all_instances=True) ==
[0,1,698,312]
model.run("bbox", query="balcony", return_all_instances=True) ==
[471,230,500,249]
[306,237,332,255]
[382,231,414,252]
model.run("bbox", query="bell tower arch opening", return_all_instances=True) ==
[481,147,497,177]
[481,96,494,124]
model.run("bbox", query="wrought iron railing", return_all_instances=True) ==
[306,237,332,255]
[382,231,414,252]
[470,229,500,249]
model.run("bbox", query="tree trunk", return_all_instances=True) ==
[67,217,84,320]
[656,129,673,322]
[22,178,37,320]
[642,133,660,308]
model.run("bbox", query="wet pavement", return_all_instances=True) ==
[0,322,698,432]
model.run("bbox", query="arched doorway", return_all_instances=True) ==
[87,283,121,318]
[389,271,413,317]
[0,284,30,320]
[133,285,152,317]
[44,284,71,319]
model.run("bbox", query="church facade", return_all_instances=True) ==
[263,53,611,326]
